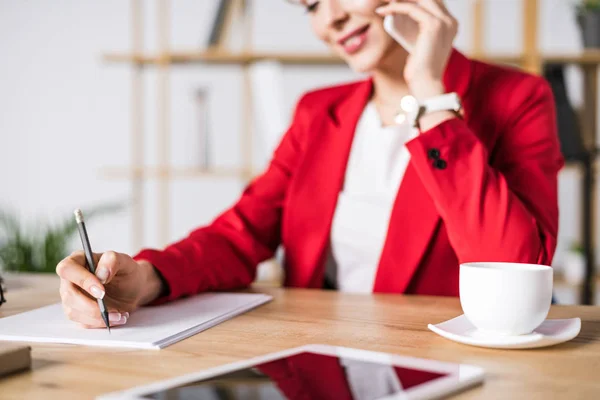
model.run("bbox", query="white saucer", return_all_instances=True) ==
[428,314,581,349]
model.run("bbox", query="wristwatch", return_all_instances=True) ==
[395,92,463,128]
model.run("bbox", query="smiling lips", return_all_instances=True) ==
[337,24,370,55]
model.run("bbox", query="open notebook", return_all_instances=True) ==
[0,293,272,350]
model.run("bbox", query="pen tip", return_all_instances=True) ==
[74,209,84,223]
[108,326,111,334]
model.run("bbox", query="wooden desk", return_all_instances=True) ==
[0,274,599,399]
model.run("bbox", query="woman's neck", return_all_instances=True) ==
[370,48,411,126]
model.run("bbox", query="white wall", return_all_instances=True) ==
[0,0,591,273]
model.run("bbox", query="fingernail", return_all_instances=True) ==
[112,315,127,325]
[96,267,109,284]
[123,312,130,319]
[108,312,122,322]
[90,285,105,299]
[375,6,385,13]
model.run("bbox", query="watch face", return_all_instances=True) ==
[400,95,418,112]
[394,95,418,125]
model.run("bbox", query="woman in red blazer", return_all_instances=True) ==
[56,0,563,328]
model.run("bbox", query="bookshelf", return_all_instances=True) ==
[103,0,598,303]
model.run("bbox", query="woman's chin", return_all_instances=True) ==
[336,46,389,74]
[343,54,382,74]
[339,42,407,74]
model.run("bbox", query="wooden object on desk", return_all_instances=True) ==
[0,274,599,399]
[0,344,31,378]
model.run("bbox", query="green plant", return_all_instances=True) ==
[569,241,585,254]
[577,0,600,13]
[0,204,123,273]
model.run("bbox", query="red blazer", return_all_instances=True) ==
[135,49,563,302]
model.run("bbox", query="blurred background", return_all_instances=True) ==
[0,0,598,304]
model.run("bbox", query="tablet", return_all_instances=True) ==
[98,344,484,400]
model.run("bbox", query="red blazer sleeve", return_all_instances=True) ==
[405,77,564,265]
[133,95,310,303]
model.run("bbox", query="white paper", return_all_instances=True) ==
[0,293,272,350]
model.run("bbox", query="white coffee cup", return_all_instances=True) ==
[459,262,553,336]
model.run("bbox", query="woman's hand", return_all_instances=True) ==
[56,251,163,328]
[376,0,458,100]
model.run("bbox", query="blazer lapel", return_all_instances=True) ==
[373,49,474,293]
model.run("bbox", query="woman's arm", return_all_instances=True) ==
[133,95,311,303]
[405,76,563,265]
[378,1,562,265]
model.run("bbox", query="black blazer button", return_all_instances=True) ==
[433,159,447,170]
[428,148,441,159]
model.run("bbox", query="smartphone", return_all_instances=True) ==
[383,13,419,53]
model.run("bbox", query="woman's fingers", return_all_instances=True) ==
[63,305,129,329]
[432,0,451,14]
[376,1,437,27]
[59,279,128,328]
[59,279,103,314]
[376,1,455,35]
[56,251,105,300]
[57,250,137,329]
[382,0,450,13]
[416,0,453,23]
[96,251,121,285]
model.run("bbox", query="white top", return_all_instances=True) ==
[327,101,418,293]
[341,357,403,398]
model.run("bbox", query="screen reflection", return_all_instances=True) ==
[143,352,447,400]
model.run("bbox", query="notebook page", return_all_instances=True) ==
[0,293,272,349]
[155,296,272,348]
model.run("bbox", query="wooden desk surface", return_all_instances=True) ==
[0,273,599,400]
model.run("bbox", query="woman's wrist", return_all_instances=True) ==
[409,79,456,131]
[137,260,165,306]
[409,79,445,102]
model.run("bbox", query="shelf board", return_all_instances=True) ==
[102,49,600,66]
[100,166,251,180]
[103,50,346,65]
[103,50,525,66]
[554,272,600,288]
[543,50,600,65]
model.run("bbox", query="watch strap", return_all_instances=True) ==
[411,92,462,128]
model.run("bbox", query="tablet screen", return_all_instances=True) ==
[141,351,449,400]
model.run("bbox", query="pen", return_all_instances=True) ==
[74,209,111,333]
